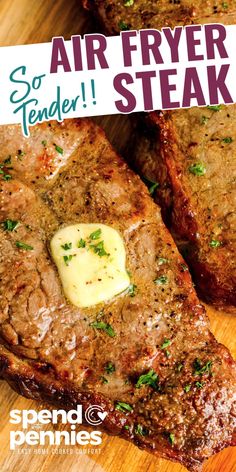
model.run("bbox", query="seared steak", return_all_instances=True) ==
[134,109,236,312]
[83,0,236,33]
[83,2,236,312]
[0,119,235,471]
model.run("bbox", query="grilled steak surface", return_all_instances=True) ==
[83,1,236,312]
[0,119,235,471]
[83,0,236,33]
[134,109,236,312]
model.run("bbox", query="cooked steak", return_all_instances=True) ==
[83,0,236,33]
[83,2,236,312]
[134,109,236,313]
[0,119,235,471]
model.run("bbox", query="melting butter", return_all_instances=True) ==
[50,224,130,308]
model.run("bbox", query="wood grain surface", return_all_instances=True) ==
[0,1,235,472]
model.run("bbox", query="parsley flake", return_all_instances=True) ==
[53,144,64,154]
[90,321,116,338]
[61,242,72,250]
[136,369,159,390]
[154,275,168,285]
[189,163,206,176]
[78,238,86,248]
[115,402,133,413]
[15,241,33,251]
[3,219,19,231]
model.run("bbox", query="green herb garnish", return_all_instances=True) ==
[222,2,228,9]
[3,156,11,165]
[135,424,148,436]
[100,376,108,384]
[53,144,63,154]
[104,362,116,374]
[115,402,133,413]
[195,381,204,388]
[78,238,86,248]
[201,116,209,125]
[177,363,183,372]
[149,182,159,196]
[154,275,168,285]
[222,137,233,144]
[189,163,206,176]
[136,369,159,390]
[90,240,109,257]
[3,219,19,231]
[124,0,134,6]
[63,254,74,266]
[124,425,130,430]
[42,140,47,146]
[180,263,188,272]
[89,228,102,240]
[169,433,175,446]
[61,242,72,250]
[184,384,191,393]
[118,20,129,31]
[128,283,137,297]
[15,241,33,251]
[207,105,222,112]
[158,257,169,265]
[209,239,221,248]
[193,359,212,376]
[161,338,171,349]
[90,321,116,338]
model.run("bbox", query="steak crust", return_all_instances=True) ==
[0,119,235,471]
[83,2,236,312]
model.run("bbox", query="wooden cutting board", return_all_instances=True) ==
[0,1,235,471]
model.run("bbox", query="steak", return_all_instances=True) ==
[0,119,235,471]
[134,109,236,313]
[83,2,236,312]
[83,0,236,33]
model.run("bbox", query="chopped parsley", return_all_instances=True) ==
[189,163,206,176]
[0,167,12,181]
[78,238,86,248]
[154,275,168,285]
[169,433,175,446]
[104,362,116,374]
[89,228,102,240]
[180,263,188,272]
[135,424,148,436]
[3,156,11,165]
[100,376,108,384]
[209,239,221,248]
[222,2,228,8]
[222,136,233,144]
[90,240,109,257]
[3,219,19,231]
[158,257,169,265]
[176,363,184,372]
[201,115,209,125]
[136,369,159,390]
[53,144,64,154]
[161,338,171,349]
[42,140,47,147]
[63,254,74,266]
[118,20,129,31]
[207,105,222,112]
[61,242,72,250]
[149,182,159,196]
[124,0,134,6]
[195,381,204,389]
[184,384,191,393]
[124,425,130,430]
[193,359,212,376]
[15,241,33,251]
[115,402,133,413]
[128,283,137,297]
[90,321,116,338]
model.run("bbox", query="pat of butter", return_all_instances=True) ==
[50,224,130,308]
